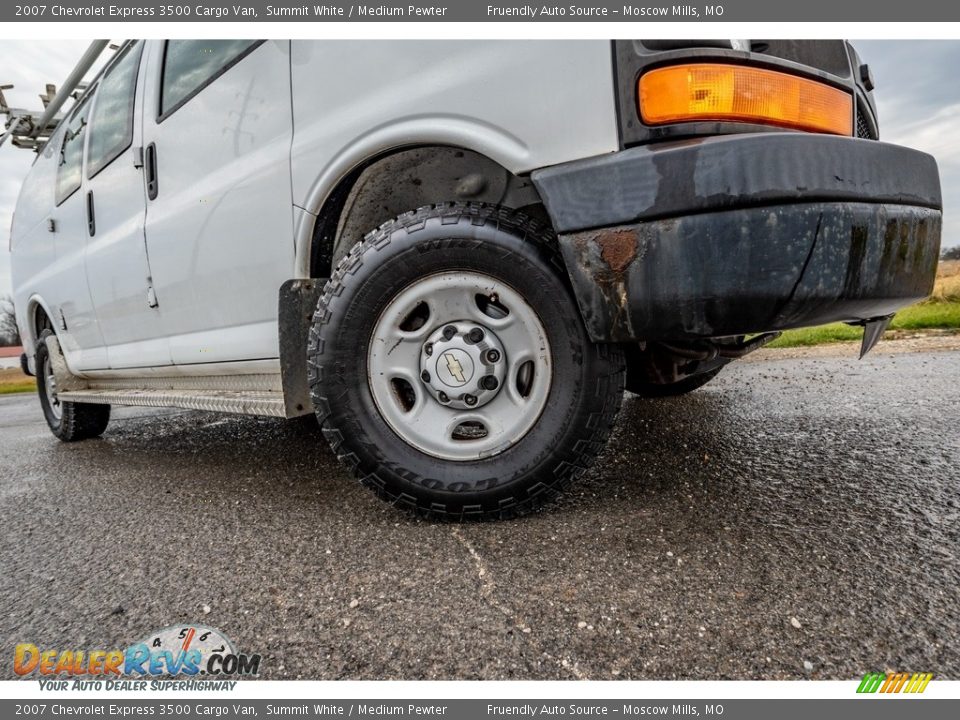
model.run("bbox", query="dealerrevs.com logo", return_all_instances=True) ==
[14,625,261,681]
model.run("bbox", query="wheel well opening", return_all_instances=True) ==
[308,146,550,279]
[33,304,53,341]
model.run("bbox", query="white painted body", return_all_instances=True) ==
[10,40,619,376]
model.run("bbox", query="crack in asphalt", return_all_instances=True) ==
[451,527,590,680]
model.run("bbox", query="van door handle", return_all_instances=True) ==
[86,190,96,237]
[145,142,158,200]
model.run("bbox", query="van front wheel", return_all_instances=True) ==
[308,203,625,520]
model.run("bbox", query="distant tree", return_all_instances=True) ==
[942,246,960,261]
[0,295,21,347]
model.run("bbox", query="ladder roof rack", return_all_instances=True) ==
[0,40,110,152]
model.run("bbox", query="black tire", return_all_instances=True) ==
[35,330,111,442]
[627,367,722,398]
[308,203,625,520]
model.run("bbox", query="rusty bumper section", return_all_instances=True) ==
[531,133,943,342]
[562,203,940,341]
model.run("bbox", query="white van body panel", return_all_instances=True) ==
[12,39,617,378]
[13,115,112,372]
[11,139,60,364]
[82,41,171,369]
[288,41,619,274]
[139,40,295,366]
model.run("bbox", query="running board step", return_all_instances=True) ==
[58,389,288,417]
[46,334,301,418]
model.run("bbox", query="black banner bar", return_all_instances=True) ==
[4,1,960,22]
[0,700,958,720]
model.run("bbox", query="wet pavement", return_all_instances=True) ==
[1,345,958,680]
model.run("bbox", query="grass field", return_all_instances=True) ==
[770,260,960,348]
[0,367,35,395]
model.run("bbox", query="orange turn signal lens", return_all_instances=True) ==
[639,63,853,136]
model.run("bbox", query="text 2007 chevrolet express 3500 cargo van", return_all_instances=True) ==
[4,40,942,519]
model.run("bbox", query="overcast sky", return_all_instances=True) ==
[1,40,958,298]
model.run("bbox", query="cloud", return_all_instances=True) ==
[857,40,960,249]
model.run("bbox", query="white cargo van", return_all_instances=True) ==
[6,40,942,518]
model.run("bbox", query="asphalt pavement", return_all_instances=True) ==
[1,344,958,680]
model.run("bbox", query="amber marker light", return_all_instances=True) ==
[639,63,854,136]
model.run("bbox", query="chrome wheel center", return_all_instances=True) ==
[420,322,506,410]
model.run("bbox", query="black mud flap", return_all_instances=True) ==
[278,278,325,417]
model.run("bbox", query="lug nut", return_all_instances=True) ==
[481,376,499,391]
[442,325,457,340]
[421,370,431,383]
[438,391,449,403]
[467,327,485,343]
[464,394,478,406]
[486,349,501,363]
[424,342,433,356]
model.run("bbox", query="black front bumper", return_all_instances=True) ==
[531,133,942,341]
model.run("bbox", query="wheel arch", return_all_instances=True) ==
[23,295,55,355]
[282,145,556,421]
[298,144,551,280]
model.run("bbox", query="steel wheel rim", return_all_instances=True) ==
[43,353,62,421]
[367,271,552,461]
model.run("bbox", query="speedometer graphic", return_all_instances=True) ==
[135,624,236,674]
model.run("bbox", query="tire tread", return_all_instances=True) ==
[308,203,624,520]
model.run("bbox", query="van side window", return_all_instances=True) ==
[159,40,261,119]
[87,42,143,179]
[54,94,93,206]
